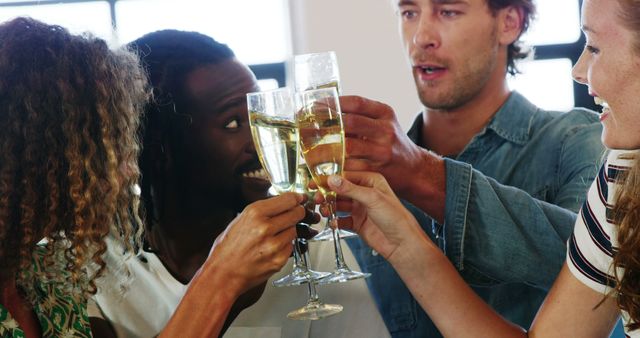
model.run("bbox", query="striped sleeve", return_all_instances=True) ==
[566,163,617,294]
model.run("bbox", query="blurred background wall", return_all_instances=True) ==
[289,0,421,128]
[0,0,595,130]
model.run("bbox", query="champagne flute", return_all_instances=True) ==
[247,88,298,195]
[294,51,356,241]
[247,88,342,320]
[294,51,342,93]
[286,161,343,320]
[296,87,370,284]
[271,162,330,287]
[248,88,313,286]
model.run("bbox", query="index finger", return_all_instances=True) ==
[339,95,395,120]
[249,192,304,217]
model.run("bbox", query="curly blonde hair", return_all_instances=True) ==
[0,17,148,302]
[610,0,640,331]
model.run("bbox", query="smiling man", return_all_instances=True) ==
[87,30,298,338]
[340,0,608,337]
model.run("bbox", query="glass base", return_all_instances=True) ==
[273,268,331,287]
[316,267,371,285]
[287,300,343,320]
[310,228,357,242]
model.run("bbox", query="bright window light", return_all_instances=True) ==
[521,0,581,46]
[258,79,280,91]
[509,58,575,112]
[114,0,289,65]
[0,2,113,43]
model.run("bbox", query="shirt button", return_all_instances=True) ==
[371,249,378,256]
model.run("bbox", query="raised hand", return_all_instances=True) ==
[340,95,446,222]
[326,172,431,263]
[205,192,305,294]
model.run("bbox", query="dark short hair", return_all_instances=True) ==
[487,0,536,75]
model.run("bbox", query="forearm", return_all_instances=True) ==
[389,233,527,338]
[443,160,580,288]
[159,269,241,338]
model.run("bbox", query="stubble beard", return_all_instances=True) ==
[417,28,500,111]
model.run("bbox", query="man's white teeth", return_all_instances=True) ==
[423,67,434,74]
[594,96,610,109]
[243,168,268,179]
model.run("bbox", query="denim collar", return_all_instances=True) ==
[407,91,536,147]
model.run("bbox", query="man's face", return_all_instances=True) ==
[179,58,270,210]
[396,0,508,110]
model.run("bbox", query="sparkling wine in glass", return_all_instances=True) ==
[294,51,356,241]
[247,87,342,320]
[248,89,298,195]
[296,87,370,284]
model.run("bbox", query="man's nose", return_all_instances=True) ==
[413,15,440,49]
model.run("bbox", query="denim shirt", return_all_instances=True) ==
[347,92,605,337]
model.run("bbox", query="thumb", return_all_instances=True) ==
[328,175,376,207]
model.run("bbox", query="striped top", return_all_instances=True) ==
[567,149,638,337]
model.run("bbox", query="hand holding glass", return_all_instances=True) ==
[296,87,370,284]
[247,88,342,320]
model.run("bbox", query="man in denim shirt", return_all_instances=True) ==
[339,0,606,337]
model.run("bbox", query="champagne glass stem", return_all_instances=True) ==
[286,236,343,320]
[307,280,320,304]
[327,198,348,270]
[292,238,305,270]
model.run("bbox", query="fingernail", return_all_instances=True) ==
[328,175,343,188]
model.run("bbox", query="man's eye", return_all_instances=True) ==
[440,10,460,18]
[225,119,239,129]
[399,9,417,20]
[585,45,600,55]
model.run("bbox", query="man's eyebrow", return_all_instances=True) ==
[432,0,468,4]
[581,24,596,34]
[396,0,416,7]
[397,0,467,5]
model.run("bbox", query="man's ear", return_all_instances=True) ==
[497,6,525,46]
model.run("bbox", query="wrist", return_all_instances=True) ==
[399,149,446,223]
[386,219,437,269]
[196,255,245,301]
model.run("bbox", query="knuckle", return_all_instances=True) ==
[380,147,393,162]
[254,223,269,238]
[380,102,394,117]
[282,192,297,206]
[296,205,306,220]
[381,123,396,139]
[353,95,367,110]
[243,204,260,219]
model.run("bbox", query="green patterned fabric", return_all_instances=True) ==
[0,248,93,337]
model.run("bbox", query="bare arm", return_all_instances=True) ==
[328,172,619,338]
[529,264,619,338]
[157,193,304,338]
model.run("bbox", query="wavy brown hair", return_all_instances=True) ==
[0,17,148,303]
[610,0,640,331]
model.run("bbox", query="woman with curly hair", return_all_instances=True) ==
[0,18,306,338]
[322,0,640,336]
[0,17,148,337]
